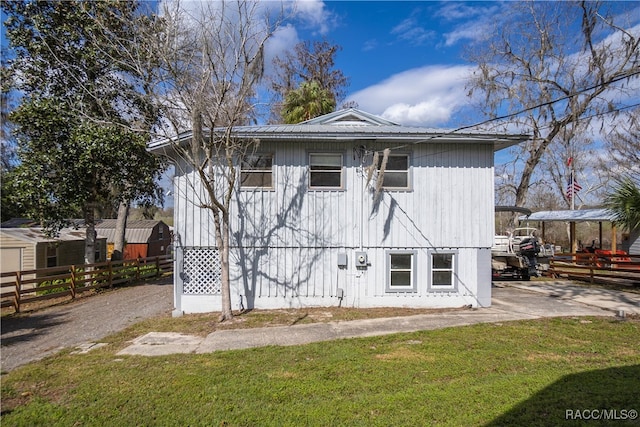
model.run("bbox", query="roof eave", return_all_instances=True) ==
[147,128,529,154]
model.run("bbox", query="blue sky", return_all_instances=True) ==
[267,0,494,127]
[263,0,639,129]
[3,1,639,207]
[4,1,637,129]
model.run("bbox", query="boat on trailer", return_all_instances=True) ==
[492,207,553,280]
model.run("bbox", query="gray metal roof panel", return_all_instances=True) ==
[520,209,616,222]
[148,108,530,154]
[1,227,107,243]
[95,219,165,243]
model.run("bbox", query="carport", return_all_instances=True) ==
[520,208,617,253]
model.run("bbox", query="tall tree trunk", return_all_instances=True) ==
[214,209,233,322]
[111,200,129,261]
[85,203,96,265]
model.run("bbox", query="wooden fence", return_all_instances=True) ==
[1,255,173,313]
[548,253,640,286]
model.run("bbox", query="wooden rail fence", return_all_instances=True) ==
[1,255,173,313]
[548,253,640,286]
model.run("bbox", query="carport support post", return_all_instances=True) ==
[611,224,617,252]
[599,222,603,250]
[570,221,577,254]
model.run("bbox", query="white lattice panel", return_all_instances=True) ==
[182,247,222,295]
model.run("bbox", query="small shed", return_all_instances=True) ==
[0,227,107,282]
[95,219,172,260]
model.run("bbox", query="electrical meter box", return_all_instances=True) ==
[355,251,368,268]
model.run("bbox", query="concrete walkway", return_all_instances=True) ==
[117,282,639,357]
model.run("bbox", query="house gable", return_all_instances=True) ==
[301,108,400,126]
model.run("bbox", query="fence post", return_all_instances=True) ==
[590,254,595,285]
[109,261,113,288]
[70,265,76,299]
[156,256,161,278]
[14,272,21,313]
[136,258,141,283]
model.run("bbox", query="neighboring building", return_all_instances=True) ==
[0,226,107,283]
[149,108,528,314]
[622,229,640,255]
[95,219,172,260]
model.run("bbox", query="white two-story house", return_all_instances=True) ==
[150,109,528,314]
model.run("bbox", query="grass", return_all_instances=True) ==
[2,313,639,426]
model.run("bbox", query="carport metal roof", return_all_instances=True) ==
[520,208,616,222]
[519,208,618,253]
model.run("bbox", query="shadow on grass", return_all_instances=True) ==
[486,364,640,426]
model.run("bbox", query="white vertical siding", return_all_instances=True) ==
[173,139,496,312]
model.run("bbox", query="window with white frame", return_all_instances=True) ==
[309,153,343,188]
[377,153,410,189]
[240,154,273,188]
[386,251,417,292]
[428,251,457,291]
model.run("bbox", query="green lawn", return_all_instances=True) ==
[2,316,639,426]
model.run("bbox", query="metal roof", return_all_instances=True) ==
[148,108,530,154]
[95,219,166,243]
[520,209,616,222]
[0,227,107,244]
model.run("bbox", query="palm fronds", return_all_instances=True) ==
[605,178,640,231]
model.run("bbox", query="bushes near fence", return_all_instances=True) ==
[1,255,172,313]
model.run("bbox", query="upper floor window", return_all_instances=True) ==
[241,154,273,188]
[309,153,343,189]
[377,153,409,189]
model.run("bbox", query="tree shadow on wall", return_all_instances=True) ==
[485,364,640,426]
[233,170,337,309]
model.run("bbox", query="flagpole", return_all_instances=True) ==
[570,169,575,211]
[568,158,576,254]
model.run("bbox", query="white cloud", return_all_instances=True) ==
[264,24,300,73]
[390,15,435,46]
[346,65,475,127]
[436,2,502,46]
[290,0,336,35]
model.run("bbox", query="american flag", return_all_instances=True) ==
[566,175,582,200]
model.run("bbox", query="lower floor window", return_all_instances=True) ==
[386,251,416,292]
[429,252,457,291]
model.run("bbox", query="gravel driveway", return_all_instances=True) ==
[1,276,173,373]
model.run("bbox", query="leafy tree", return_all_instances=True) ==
[269,39,349,122]
[3,0,163,263]
[467,1,639,212]
[0,66,22,222]
[605,178,640,233]
[282,80,336,123]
